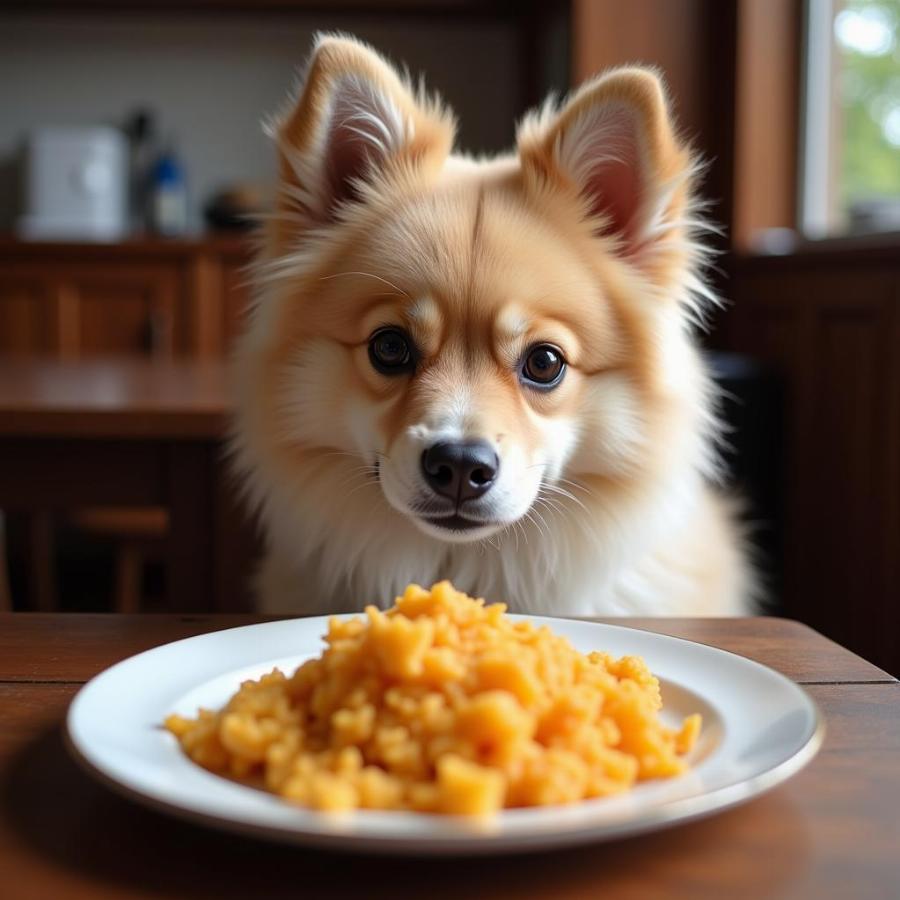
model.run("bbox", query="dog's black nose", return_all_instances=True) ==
[421,440,499,502]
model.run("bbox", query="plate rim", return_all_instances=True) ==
[64,616,826,855]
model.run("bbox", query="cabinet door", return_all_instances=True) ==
[222,257,253,348]
[0,270,59,353]
[184,248,252,357]
[730,264,900,675]
[58,263,181,357]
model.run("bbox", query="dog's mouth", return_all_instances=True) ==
[413,494,501,534]
[413,510,507,542]
[421,513,493,532]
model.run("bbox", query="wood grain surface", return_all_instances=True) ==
[0,357,229,439]
[0,614,892,685]
[0,614,897,899]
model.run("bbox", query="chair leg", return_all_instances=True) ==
[115,543,143,614]
[26,512,57,611]
[0,514,12,612]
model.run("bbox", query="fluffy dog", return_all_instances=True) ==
[232,35,753,616]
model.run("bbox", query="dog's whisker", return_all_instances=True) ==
[506,518,523,550]
[311,449,360,460]
[523,508,549,542]
[540,483,590,516]
[518,518,530,548]
[533,503,554,532]
[319,271,410,299]
[535,496,563,514]
[544,480,592,506]
[333,474,374,494]
[557,476,593,496]
[534,498,564,528]
[331,463,380,489]
[341,478,382,502]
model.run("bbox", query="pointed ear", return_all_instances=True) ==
[272,35,454,237]
[518,67,695,263]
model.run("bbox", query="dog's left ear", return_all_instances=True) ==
[518,68,695,266]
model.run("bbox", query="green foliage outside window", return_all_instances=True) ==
[836,0,900,214]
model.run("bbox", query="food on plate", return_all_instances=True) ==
[166,582,700,815]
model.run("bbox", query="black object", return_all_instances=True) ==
[203,190,259,231]
[707,352,785,609]
[124,108,157,231]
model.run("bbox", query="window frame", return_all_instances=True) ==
[799,0,838,238]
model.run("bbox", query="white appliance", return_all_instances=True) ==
[18,126,128,240]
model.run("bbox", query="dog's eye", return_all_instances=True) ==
[369,328,415,374]
[521,344,565,388]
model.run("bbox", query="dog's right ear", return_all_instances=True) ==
[271,35,454,241]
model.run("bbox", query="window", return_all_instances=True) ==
[801,0,900,236]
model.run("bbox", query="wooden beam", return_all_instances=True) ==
[732,0,802,248]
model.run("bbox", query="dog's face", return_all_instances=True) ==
[239,36,705,546]
[288,191,620,543]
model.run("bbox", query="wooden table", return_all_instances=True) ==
[0,614,897,899]
[0,357,254,612]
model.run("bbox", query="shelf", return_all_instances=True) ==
[0,233,253,260]
[0,0,523,16]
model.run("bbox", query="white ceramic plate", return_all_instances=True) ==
[66,616,823,855]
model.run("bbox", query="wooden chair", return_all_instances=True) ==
[9,508,168,613]
[0,513,11,611]
[1,512,62,612]
[69,508,169,613]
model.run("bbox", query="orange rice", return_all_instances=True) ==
[166,581,700,815]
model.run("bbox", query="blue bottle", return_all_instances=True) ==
[151,142,188,236]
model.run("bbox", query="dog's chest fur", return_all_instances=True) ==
[254,469,751,617]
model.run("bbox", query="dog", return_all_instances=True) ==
[231,34,754,616]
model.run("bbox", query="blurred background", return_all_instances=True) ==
[0,0,897,675]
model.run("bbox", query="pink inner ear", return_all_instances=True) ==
[325,114,376,212]
[587,156,642,244]
[562,104,645,248]
[316,76,404,221]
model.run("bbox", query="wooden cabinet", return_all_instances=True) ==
[221,257,253,346]
[0,236,252,358]
[726,241,900,675]
[64,264,180,356]
[0,272,58,354]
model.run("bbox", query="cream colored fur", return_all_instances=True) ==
[232,35,755,616]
